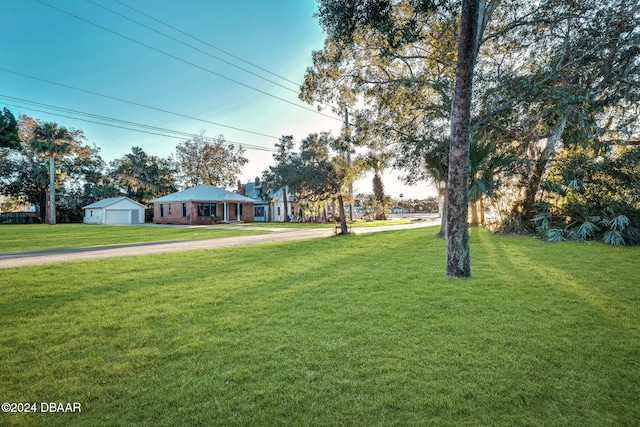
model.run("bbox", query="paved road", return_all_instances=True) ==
[0,221,439,269]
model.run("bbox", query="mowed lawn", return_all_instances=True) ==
[0,224,270,252]
[0,227,638,426]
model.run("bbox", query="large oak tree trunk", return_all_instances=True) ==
[512,111,570,224]
[337,194,348,235]
[446,0,481,278]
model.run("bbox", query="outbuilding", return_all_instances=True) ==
[83,197,146,225]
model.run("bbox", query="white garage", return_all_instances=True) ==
[83,197,146,225]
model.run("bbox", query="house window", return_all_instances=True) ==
[168,204,172,215]
[160,204,164,217]
[197,203,217,217]
[90,210,93,217]
[255,206,264,217]
[182,203,187,217]
[277,207,281,216]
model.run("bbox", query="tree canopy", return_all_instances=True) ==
[108,146,177,204]
[0,107,21,150]
[0,115,100,223]
[175,132,248,188]
[302,0,640,251]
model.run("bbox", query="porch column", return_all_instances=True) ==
[223,202,228,222]
[237,203,240,221]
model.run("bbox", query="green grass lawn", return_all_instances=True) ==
[1,227,638,426]
[350,218,414,227]
[0,220,417,252]
[235,218,415,228]
[235,221,335,228]
[0,224,270,252]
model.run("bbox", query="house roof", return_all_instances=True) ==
[83,197,146,210]
[243,183,291,203]
[150,185,255,204]
[243,182,263,200]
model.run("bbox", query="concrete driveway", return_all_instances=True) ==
[0,221,439,269]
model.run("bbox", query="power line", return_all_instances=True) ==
[114,0,344,117]
[0,67,281,141]
[32,0,342,123]
[112,0,302,88]
[83,0,299,95]
[0,95,278,152]
[3,103,278,153]
[3,101,191,143]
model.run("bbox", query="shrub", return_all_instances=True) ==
[533,205,639,246]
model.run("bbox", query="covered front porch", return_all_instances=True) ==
[196,201,247,223]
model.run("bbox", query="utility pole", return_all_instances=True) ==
[344,108,354,221]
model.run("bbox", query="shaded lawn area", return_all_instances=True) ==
[0,224,270,252]
[0,227,638,426]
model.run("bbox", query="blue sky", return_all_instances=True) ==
[1,0,435,198]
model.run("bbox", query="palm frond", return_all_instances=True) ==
[533,212,552,233]
[604,215,630,232]
[603,230,625,246]
[546,228,567,242]
[574,219,600,240]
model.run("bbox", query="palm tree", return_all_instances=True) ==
[257,185,276,222]
[364,150,388,220]
[272,136,294,222]
[468,139,515,225]
[421,145,449,237]
[30,122,74,225]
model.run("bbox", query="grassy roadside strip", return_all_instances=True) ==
[0,224,270,252]
[0,227,638,426]
[235,218,416,228]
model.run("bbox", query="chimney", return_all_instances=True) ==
[255,177,260,186]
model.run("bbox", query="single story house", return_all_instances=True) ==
[83,197,146,225]
[150,185,255,225]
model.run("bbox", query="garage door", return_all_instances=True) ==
[105,209,131,224]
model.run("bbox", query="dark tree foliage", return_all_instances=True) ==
[108,147,177,204]
[288,133,337,202]
[0,108,21,150]
[316,0,437,47]
[1,115,109,223]
[534,145,640,245]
